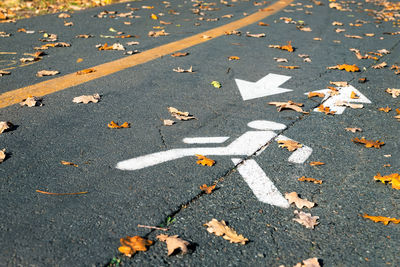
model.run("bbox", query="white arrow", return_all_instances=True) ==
[306,85,371,114]
[235,73,292,101]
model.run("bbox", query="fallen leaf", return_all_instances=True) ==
[157,234,190,256]
[171,52,188,57]
[335,28,346,33]
[64,21,73,26]
[200,184,216,194]
[222,14,234,18]
[277,140,302,152]
[228,56,240,60]
[204,219,248,245]
[374,173,400,190]
[372,62,387,69]
[309,161,325,166]
[173,66,194,73]
[308,92,325,98]
[294,257,321,267]
[163,119,175,126]
[386,88,400,98]
[364,33,375,37]
[73,94,100,104]
[76,58,83,63]
[196,154,215,166]
[279,65,299,69]
[285,192,315,209]
[335,100,363,109]
[293,210,319,229]
[119,236,153,257]
[258,22,269,26]
[98,43,125,51]
[108,121,130,129]
[352,137,384,148]
[148,30,169,37]
[345,34,363,39]
[0,70,11,76]
[150,13,158,20]
[0,148,6,163]
[332,21,343,26]
[36,70,59,77]
[160,20,172,25]
[327,64,359,72]
[76,34,93,38]
[378,49,390,54]
[76,68,96,75]
[58,13,71,18]
[0,121,12,134]
[268,101,308,114]
[298,176,323,184]
[224,30,241,36]
[298,26,312,32]
[20,96,42,107]
[269,41,294,52]
[395,108,400,121]
[211,81,221,88]
[201,35,212,39]
[246,32,265,38]
[358,77,367,83]
[274,57,288,63]
[36,190,87,195]
[168,107,195,120]
[313,37,322,41]
[330,81,348,87]
[362,214,400,225]
[378,106,391,112]
[142,5,154,9]
[61,160,78,167]
[317,105,336,115]
[345,127,362,133]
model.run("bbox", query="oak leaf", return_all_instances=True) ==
[0,121,13,133]
[118,236,153,257]
[372,62,387,69]
[196,154,215,166]
[171,52,188,57]
[327,64,359,72]
[268,101,308,113]
[374,173,400,190]
[168,107,196,120]
[20,96,42,107]
[0,148,6,163]
[61,160,78,167]
[378,106,391,112]
[285,192,315,209]
[345,127,362,133]
[294,257,321,267]
[36,70,59,77]
[73,94,100,104]
[317,105,335,115]
[278,140,302,152]
[293,210,319,229]
[308,92,325,98]
[200,184,216,194]
[157,234,190,256]
[352,137,384,148]
[204,219,248,245]
[269,41,294,52]
[108,121,130,129]
[385,88,400,98]
[76,68,96,75]
[298,176,322,184]
[362,214,400,225]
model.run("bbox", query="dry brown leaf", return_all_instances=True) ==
[374,173,400,190]
[61,160,78,167]
[294,257,321,267]
[293,210,319,229]
[20,96,42,107]
[378,106,391,113]
[313,37,322,41]
[168,107,196,120]
[335,100,363,109]
[258,22,269,26]
[362,214,400,225]
[335,28,346,33]
[308,92,325,98]
[317,104,335,115]
[378,49,390,54]
[309,161,325,166]
[196,154,215,166]
[269,41,294,52]
[330,81,348,87]
[173,66,194,73]
[163,119,175,126]
[298,176,322,184]
[278,140,302,152]
[364,33,375,37]
[148,30,169,37]
[372,62,387,69]
[58,13,71,18]
[0,148,6,163]
[118,236,153,257]
[246,32,265,38]
[160,20,172,25]
[395,108,400,121]
[386,88,400,98]
[224,30,241,36]
[36,70,59,77]
[157,234,190,256]
[268,101,308,113]
[76,68,96,75]
[221,14,234,18]
[73,94,100,104]
[327,64,359,72]
[228,56,240,61]
[285,192,315,209]
[0,70,11,76]
[171,52,189,57]
[345,127,362,133]
[204,219,248,245]
[279,65,299,69]
[76,34,93,38]
[200,184,216,194]
[0,121,12,134]
[64,21,73,26]
[108,121,130,129]
[332,21,343,26]
[298,26,312,32]
[344,34,363,39]
[274,58,288,63]
[352,137,384,148]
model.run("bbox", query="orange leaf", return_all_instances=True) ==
[200,184,216,194]
[277,140,302,152]
[308,92,325,98]
[171,52,189,57]
[258,22,269,26]
[378,106,391,112]
[108,121,130,129]
[76,68,95,75]
[327,64,360,72]
[150,13,158,20]
[350,91,359,99]
[195,154,215,166]
[352,137,384,148]
[374,173,400,190]
[119,236,153,257]
[278,65,299,69]
[298,176,323,184]
[61,160,78,167]
[309,161,325,166]
[317,105,336,115]
[228,56,240,60]
[362,214,400,225]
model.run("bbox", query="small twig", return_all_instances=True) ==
[137,224,169,231]
[36,190,88,195]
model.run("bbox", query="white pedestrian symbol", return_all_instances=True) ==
[116,120,312,208]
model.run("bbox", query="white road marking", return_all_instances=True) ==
[306,85,371,114]
[247,120,287,130]
[275,135,313,164]
[232,158,290,208]
[235,73,292,101]
[182,137,229,144]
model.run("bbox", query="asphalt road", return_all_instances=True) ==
[1,0,399,266]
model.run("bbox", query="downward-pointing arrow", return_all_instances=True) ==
[235,73,292,101]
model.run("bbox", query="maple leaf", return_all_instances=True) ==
[73,94,101,104]
[163,119,175,126]
[118,236,153,257]
[36,70,60,77]
[200,184,216,194]
[308,92,325,98]
[294,257,321,267]
[61,160,78,167]
[76,68,96,75]
[278,140,303,152]
[378,106,391,112]
[309,161,325,166]
[108,121,130,129]
[204,219,248,245]
[0,148,6,163]
[0,121,13,134]
[156,234,190,256]
[20,96,42,107]
[374,173,400,190]
[268,101,308,113]
[293,210,319,229]
[171,52,188,57]
[352,137,384,148]
[327,64,360,72]
[195,154,215,166]
[372,62,387,69]
[345,127,362,133]
[362,214,400,225]
[168,107,196,120]
[317,105,336,115]
[298,176,322,184]
[385,88,400,98]
[285,192,315,209]
[246,32,265,38]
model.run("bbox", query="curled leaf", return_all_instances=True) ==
[157,234,190,256]
[108,121,130,129]
[200,184,216,194]
[352,137,384,148]
[76,68,96,75]
[0,148,6,163]
[0,121,13,133]
[298,176,322,184]
[36,70,59,77]
[73,94,100,104]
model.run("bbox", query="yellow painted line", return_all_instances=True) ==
[0,0,293,109]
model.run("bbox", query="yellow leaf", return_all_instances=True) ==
[374,173,400,190]
[195,154,215,166]
[200,184,216,194]
[150,13,158,20]
[362,214,400,225]
[352,137,384,148]
[228,56,240,60]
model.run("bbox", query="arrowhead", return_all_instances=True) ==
[235,73,292,101]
